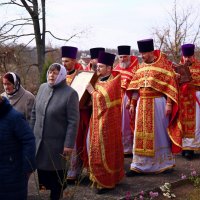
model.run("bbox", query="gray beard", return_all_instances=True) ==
[120,61,130,69]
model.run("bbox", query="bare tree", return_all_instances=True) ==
[0,0,85,76]
[0,43,40,93]
[152,0,200,63]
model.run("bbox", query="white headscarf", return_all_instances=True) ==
[47,63,67,86]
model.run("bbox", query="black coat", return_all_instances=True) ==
[0,97,36,200]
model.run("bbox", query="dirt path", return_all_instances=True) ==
[28,153,200,200]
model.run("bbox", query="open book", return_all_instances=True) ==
[174,63,192,84]
[70,71,99,108]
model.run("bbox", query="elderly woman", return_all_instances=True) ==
[2,72,35,123]
[0,95,36,200]
[30,63,79,200]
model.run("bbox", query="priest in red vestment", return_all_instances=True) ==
[86,52,124,194]
[178,44,200,160]
[113,45,138,155]
[126,39,182,176]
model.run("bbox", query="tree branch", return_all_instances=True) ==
[0,33,35,43]
[0,0,24,7]
[0,22,33,35]
[20,0,34,15]
[46,30,86,42]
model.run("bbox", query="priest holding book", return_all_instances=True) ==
[179,44,200,160]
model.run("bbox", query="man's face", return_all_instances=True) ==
[97,63,109,77]
[62,57,75,71]
[118,55,130,68]
[140,51,154,63]
[183,55,194,66]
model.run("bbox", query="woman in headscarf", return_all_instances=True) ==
[2,72,35,123]
[30,63,79,200]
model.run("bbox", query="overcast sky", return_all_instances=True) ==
[0,0,200,50]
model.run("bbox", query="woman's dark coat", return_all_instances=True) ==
[0,97,36,200]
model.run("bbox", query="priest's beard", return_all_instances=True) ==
[120,61,130,69]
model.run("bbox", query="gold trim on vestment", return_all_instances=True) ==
[130,77,177,95]
[96,96,122,174]
[66,70,77,85]
[96,85,121,108]
[119,70,133,76]
[167,120,182,148]
[137,66,174,77]
[127,51,179,105]
[129,77,177,104]
[190,69,200,73]
[179,88,196,138]
[134,88,166,157]
[89,73,124,188]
